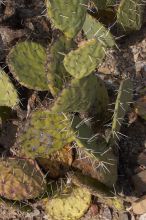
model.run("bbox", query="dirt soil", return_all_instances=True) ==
[0,0,146,219]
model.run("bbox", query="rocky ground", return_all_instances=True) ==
[0,0,146,219]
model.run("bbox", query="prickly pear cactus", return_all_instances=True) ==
[83,14,115,47]
[7,41,48,91]
[45,0,88,38]
[0,158,47,200]
[117,0,144,32]
[36,145,73,178]
[46,36,75,96]
[17,110,75,158]
[0,69,18,108]
[51,74,109,113]
[43,185,91,220]
[63,39,106,79]
[112,79,133,141]
[93,0,116,9]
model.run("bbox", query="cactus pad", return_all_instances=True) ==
[43,185,91,220]
[63,39,106,79]
[117,0,143,32]
[0,69,18,108]
[112,79,133,140]
[83,14,115,47]
[46,0,88,38]
[36,145,73,178]
[51,74,109,113]
[7,41,48,91]
[46,36,75,96]
[0,158,46,200]
[17,110,75,158]
[93,0,116,9]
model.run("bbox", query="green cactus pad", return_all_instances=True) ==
[112,79,133,140]
[0,158,47,200]
[93,0,116,9]
[17,110,75,158]
[0,69,18,108]
[46,36,75,96]
[43,185,91,220]
[63,39,106,79]
[51,74,109,113]
[117,0,143,32]
[7,41,48,91]
[83,14,115,47]
[46,0,88,38]
[72,141,117,187]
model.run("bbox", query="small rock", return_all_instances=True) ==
[100,206,112,220]
[119,212,129,220]
[139,213,146,220]
[132,170,146,194]
[132,195,146,215]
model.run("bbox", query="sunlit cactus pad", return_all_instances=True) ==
[0,69,18,108]
[0,158,46,200]
[46,0,88,38]
[83,14,115,48]
[43,185,91,220]
[64,39,106,79]
[7,41,48,90]
[17,110,75,158]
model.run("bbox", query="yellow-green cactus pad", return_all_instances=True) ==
[43,185,91,220]
[0,158,47,200]
[83,14,115,47]
[117,0,143,32]
[63,39,106,79]
[7,41,48,91]
[112,79,133,140]
[93,0,116,9]
[17,110,75,158]
[46,0,88,38]
[0,69,18,108]
[51,74,109,113]
[47,36,75,96]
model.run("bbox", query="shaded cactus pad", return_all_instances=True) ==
[43,185,91,220]
[17,110,75,158]
[0,158,47,200]
[63,39,106,79]
[0,69,18,108]
[46,36,74,96]
[93,0,116,9]
[51,74,109,113]
[7,41,48,90]
[46,0,88,38]
[117,0,143,32]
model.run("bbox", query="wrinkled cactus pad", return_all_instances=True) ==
[43,185,91,220]
[17,110,75,158]
[36,145,73,179]
[64,39,106,79]
[46,0,88,38]
[7,41,48,91]
[0,69,18,108]
[0,158,47,200]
